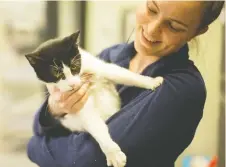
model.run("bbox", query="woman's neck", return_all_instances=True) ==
[129,53,161,74]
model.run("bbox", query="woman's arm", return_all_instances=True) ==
[27,74,206,167]
[33,98,71,137]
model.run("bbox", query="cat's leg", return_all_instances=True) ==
[80,53,163,90]
[78,109,126,167]
[91,61,163,90]
[60,115,84,131]
[105,64,163,90]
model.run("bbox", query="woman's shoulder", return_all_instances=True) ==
[97,43,132,63]
[161,62,206,102]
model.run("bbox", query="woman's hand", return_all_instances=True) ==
[48,74,92,117]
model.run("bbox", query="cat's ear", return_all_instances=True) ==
[71,30,80,41]
[70,30,80,46]
[25,53,39,65]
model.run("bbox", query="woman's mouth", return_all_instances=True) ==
[140,28,161,47]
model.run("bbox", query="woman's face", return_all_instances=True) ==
[135,1,206,57]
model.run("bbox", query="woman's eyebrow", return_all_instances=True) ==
[153,0,188,28]
[152,0,159,11]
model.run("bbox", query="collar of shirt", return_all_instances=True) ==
[112,41,190,78]
[112,41,190,94]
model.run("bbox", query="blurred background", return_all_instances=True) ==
[0,1,224,167]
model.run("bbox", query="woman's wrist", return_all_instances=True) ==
[48,104,67,118]
[48,96,67,118]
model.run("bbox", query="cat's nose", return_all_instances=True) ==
[68,76,82,87]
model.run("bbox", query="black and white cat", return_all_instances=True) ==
[25,31,163,167]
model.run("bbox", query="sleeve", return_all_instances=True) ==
[33,98,71,137]
[97,47,111,62]
[27,75,206,167]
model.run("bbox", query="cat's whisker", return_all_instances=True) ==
[52,59,62,70]
[72,54,81,60]
[71,64,81,68]
[75,53,80,57]
[50,65,59,70]
[71,56,81,64]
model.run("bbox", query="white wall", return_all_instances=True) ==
[57,1,78,37]
[85,1,141,55]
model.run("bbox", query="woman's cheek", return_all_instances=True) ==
[136,5,149,25]
[163,31,187,46]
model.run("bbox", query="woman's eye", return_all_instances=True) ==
[148,8,157,15]
[169,24,179,32]
[167,22,184,32]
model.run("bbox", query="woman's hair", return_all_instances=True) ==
[191,1,224,56]
[200,1,225,29]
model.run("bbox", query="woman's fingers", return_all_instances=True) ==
[59,83,82,101]
[59,82,91,113]
[49,74,93,115]
[70,91,89,113]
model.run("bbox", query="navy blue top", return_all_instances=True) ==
[27,42,206,167]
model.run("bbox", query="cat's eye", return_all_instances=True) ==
[71,65,77,71]
[70,55,81,74]
[51,65,65,79]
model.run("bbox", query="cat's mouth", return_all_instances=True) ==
[65,73,93,88]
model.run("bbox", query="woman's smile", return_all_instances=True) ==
[140,27,161,49]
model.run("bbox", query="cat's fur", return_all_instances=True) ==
[25,31,163,167]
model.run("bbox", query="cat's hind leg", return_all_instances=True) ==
[78,108,126,167]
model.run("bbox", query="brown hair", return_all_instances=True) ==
[200,1,225,29]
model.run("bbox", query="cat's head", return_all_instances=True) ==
[25,31,81,85]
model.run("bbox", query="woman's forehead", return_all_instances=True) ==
[151,1,204,25]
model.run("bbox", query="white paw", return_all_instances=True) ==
[106,149,126,167]
[103,142,127,167]
[146,76,164,90]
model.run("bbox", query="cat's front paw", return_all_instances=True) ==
[104,142,127,167]
[106,150,126,167]
[147,76,164,90]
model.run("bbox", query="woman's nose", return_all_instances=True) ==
[146,19,161,38]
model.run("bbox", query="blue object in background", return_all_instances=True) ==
[182,156,211,167]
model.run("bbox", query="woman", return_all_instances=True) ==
[27,1,224,167]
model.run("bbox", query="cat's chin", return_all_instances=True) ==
[45,75,82,94]
[46,82,73,94]
[59,84,73,92]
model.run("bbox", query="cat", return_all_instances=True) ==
[25,31,163,167]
